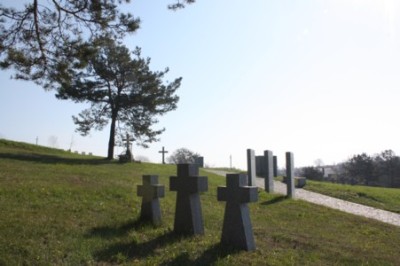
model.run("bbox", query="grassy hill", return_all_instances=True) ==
[1,139,400,265]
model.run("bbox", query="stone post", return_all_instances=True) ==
[264,150,274,193]
[273,156,278,177]
[286,152,295,198]
[247,149,256,186]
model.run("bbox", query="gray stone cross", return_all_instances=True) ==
[137,175,165,225]
[217,173,258,251]
[158,146,168,164]
[170,164,208,235]
[122,133,134,152]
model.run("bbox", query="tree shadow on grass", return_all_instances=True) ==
[0,152,117,165]
[85,218,190,263]
[93,230,190,263]
[161,242,240,266]
[261,195,287,206]
[89,217,241,265]
[85,219,150,239]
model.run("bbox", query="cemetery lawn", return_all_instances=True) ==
[304,180,400,214]
[1,140,400,265]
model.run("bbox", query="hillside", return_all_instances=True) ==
[0,139,399,265]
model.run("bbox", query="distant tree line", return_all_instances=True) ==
[298,150,400,188]
[167,148,201,164]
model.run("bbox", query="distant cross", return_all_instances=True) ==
[217,173,258,251]
[158,146,168,164]
[122,133,134,152]
[170,164,208,235]
[137,175,165,225]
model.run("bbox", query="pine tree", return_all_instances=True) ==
[56,38,181,159]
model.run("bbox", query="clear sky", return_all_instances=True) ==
[1,0,400,169]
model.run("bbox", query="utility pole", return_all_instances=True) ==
[230,155,232,169]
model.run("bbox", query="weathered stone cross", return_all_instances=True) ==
[158,146,168,164]
[122,133,134,150]
[170,164,208,235]
[217,173,258,251]
[137,175,165,225]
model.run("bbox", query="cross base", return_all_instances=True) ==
[221,203,256,251]
[174,193,204,235]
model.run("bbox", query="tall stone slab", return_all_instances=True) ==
[273,156,278,177]
[286,152,295,198]
[217,174,258,251]
[247,149,256,186]
[255,156,265,177]
[194,156,204,168]
[170,164,208,235]
[264,150,274,193]
[137,175,165,225]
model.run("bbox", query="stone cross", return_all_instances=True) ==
[137,175,165,225]
[247,149,256,186]
[264,150,274,193]
[170,164,208,235]
[286,152,295,198]
[273,156,278,177]
[158,146,168,164]
[217,173,258,251]
[122,133,134,152]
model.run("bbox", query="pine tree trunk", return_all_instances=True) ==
[107,113,117,160]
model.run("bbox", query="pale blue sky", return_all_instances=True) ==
[1,0,400,169]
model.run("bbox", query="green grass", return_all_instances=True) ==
[304,179,400,214]
[1,139,400,265]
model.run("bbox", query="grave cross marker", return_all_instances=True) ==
[122,133,134,152]
[217,173,258,251]
[137,175,165,225]
[170,164,208,235]
[158,146,168,164]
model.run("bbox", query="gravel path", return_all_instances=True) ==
[204,169,400,227]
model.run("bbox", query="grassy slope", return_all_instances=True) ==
[304,180,400,214]
[1,139,400,265]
